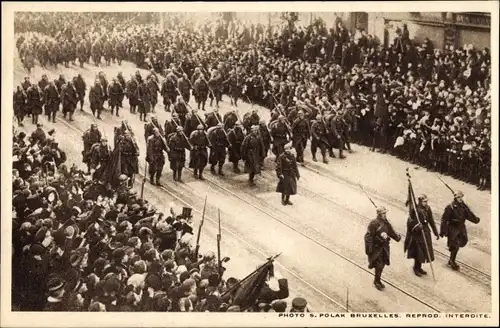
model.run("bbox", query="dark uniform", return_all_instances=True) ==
[364,208,401,290]
[108,80,124,116]
[82,125,102,173]
[89,82,105,119]
[173,98,189,127]
[161,73,177,111]
[189,128,209,180]
[243,111,260,134]
[276,150,300,206]
[116,73,127,107]
[439,192,480,270]
[137,80,151,121]
[97,73,109,108]
[43,83,60,123]
[89,140,112,176]
[74,74,86,111]
[291,115,310,163]
[205,111,222,129]
[193,76,209,111]
[126,78,140,114]
[61,82,78,121]
[208,70,223,108]
[241,127,265,185]
[147,77,160,113]
[259,121,272,167]
[208,126,230,176]
[310,117,330,163]
[146,133,169,185]
[14,87,26,126]
[327,115,346,159]
[270,118,291,160]
[227,124,245,173]
[144,119,165,143]
[223,111,239,131]
[178,75,191,103]
[167,128,191,182]
[403,196,439,276]
[117,133,140,185]
[224,73,241,106]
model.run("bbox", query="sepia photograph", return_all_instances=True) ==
[1,2,498,327]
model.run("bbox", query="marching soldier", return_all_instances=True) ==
[126,75,140,114]
[61,79,78,121]
[184,108,205,138]
[117,72,127,108]
[364,207,401,290]
[14,86,26,127]
[82,124,102,174]
[259,120,272,167]
[144,116,165,143]
[193,74,209,111]
[108,78,124,117]
[97,72,109,109]
[137,79,151,122]
[223,110,239,131]
[38,74,50,93]
[165,113,182,136]
[74,74,86,111]
[76,40,87,68]
[21,76,31,91]
[404,194,439,277]
[161,71,177,112]
[147,75,160,113]
[167,126,191,183]
[208,69,223,108]
[114,120,130,147]
[227,121,246,173]
[327,114,346,159]
[270,115,291,161]
[173,96,189,127]
[117,130,140,187]
[205,107,222,128]
[189,124,210,180]
[89,138,112,177]
[208,123,230,176]
[241,125,265,186]
[224,70,240,106]
[43,81,60,123]
[178,73,191,103]
[146,128,170,186]
[440,191,480,271]
[27,83,44,124]
[243,109,261,134]
[89,80,105,119]
[291,110,310,164]
[276,147,300,206]
[310,114,330,164]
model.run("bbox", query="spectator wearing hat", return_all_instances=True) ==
[290,297,309,312]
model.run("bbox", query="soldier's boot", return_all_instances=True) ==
[115,107,120,117]
[150,173,155,185]
[413,261,423,277]
[193,169,198,179]
[210,165,216,174]
[233,162,240,173]
[285,194,293,206]
[339,149,346,159]
[322,153,329,164]
[63,112,67,120]
[52,113,56,123]
[139,113,143,121]
[218,164,224,176]
[97,110,102,120]
[172,169,178,181]
[281,194,286,206]
[156,171,162,186]
[374,266,385,290]
[199,168,205,180]
[249,172,256,186]
[177,169,184,183]
[448,249,460,270]
[329,148,336,158]
[312,153,317,162]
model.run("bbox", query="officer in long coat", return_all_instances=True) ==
[404,194,439,276]
[43,81,60,123]
[208,123,230,176]
[310,114,330,164]
[291,110,310,164]
[227,121,245,173]
[108,78,124,117]
[147,76,160,113]
[189,125,209,180]
[126,76,140,114]
[61,80,78,121]
[439,191,480,270]
[146,128,169,186]
[241,125,265,186]
[137,79,151,122]
[167,126,191,182]
[74,74,86,111]
[364,207,401,290]
[270,115,291,161]
[276,147,300,206]
[89,80,105,119]
[14,86,26,126]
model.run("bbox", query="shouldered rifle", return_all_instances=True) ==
[170,114,193,149]
[194,196,207,260]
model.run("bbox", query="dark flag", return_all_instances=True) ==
[222,259,274,311]
[94,144,122,188]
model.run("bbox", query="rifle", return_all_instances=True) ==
[194,196,207,260]
[435,174,455,195]
[169,113,193,149]
[358,183,378,209]
[124,123,140,154]
[217,208,222,279]
[406,168,436,282]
